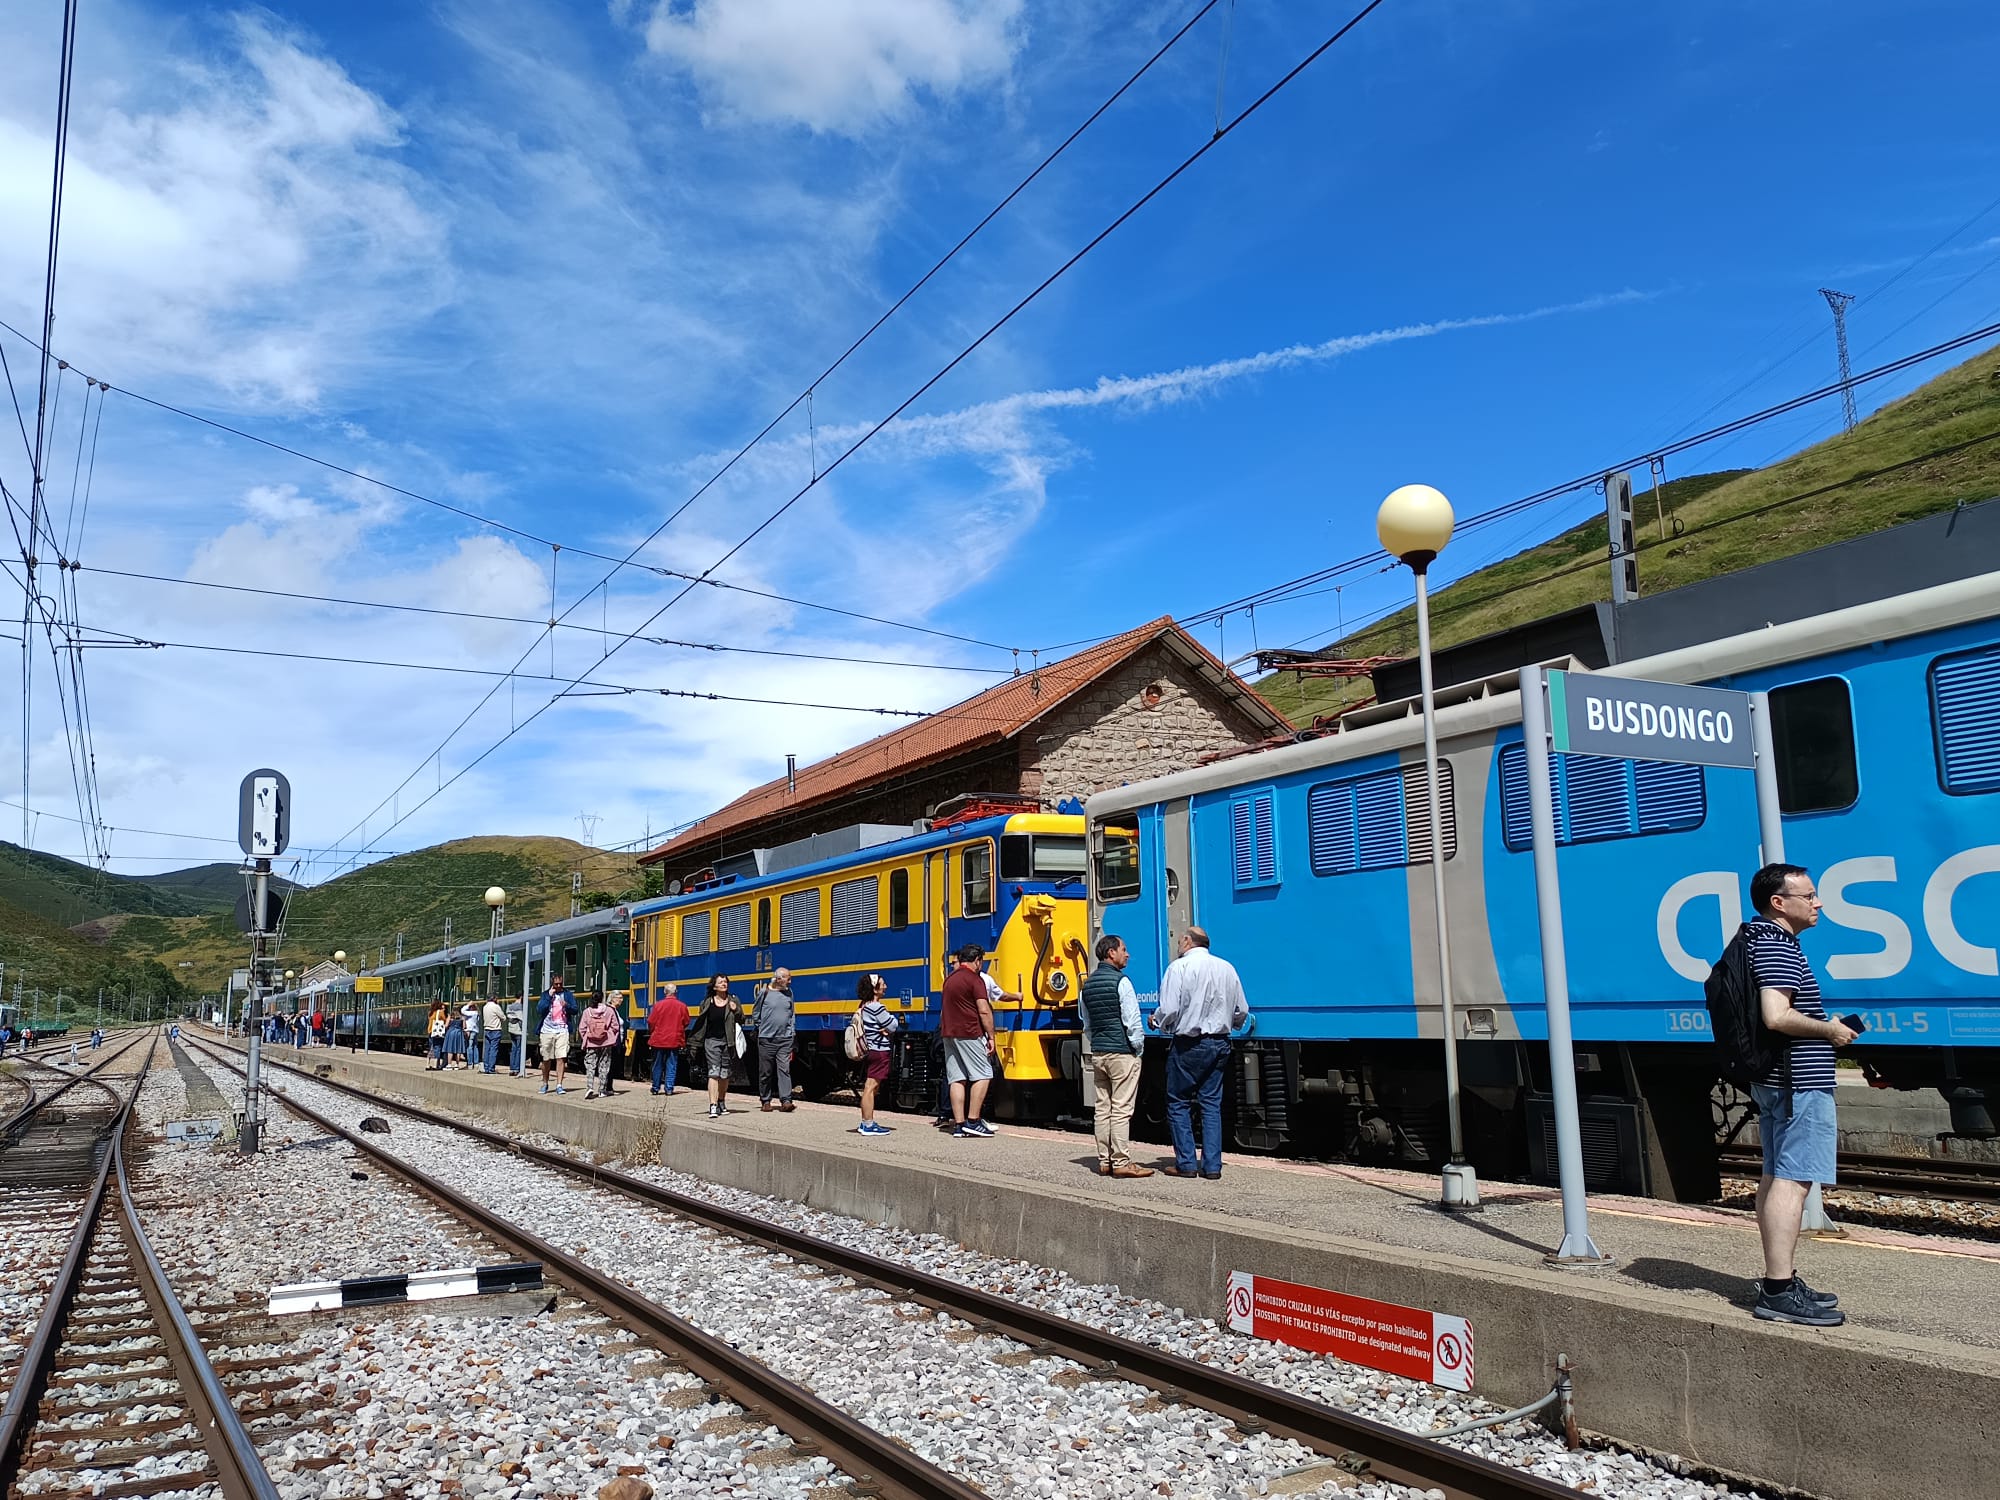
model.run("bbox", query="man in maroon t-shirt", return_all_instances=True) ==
[940,945,998,1137]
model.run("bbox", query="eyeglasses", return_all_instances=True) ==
[1778,889,1819,902]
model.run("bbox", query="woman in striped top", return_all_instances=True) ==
[855,973,899,1137]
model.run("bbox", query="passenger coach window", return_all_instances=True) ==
[888,868,911,929]
[1932,644,2000,794]
[1095,827,1140,902]
[1770,677,1859,813]
[962,844,994,917]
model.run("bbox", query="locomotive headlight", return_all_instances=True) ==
[1046,971,1070,996]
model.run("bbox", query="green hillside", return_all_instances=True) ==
[0,840,206,926]
[1260,340,2000,723]
[146,862,293,916]
[107,836,650,990]
[0,893,192,1023]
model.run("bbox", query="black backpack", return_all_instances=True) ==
[1703,922,1786,1089]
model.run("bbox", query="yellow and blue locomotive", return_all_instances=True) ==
[626,806,1092,1118]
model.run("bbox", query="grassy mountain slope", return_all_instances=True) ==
[1260,341,2000,723]
[0,841,207,926]
[145,862,294,916]
[110,836,645,990]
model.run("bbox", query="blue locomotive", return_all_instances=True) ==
[1085,506,2000,1198]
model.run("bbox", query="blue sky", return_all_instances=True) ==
[1,0,1996,882]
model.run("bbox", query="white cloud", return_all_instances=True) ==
[0,8,444,406]
[638,0,1024,133]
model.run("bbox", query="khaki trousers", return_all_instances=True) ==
[1092,1052,1143,1168]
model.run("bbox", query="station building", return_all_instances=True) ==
[639,615,1290,888]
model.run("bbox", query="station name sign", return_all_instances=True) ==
[1548,668,1756,770]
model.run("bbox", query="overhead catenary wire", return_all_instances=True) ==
[299,0,1389,884]
[72,566,1010,676]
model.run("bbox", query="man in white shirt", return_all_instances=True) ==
[1150,927,1249,1179]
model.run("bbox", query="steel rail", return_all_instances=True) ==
[190,1040,985,1500]
[112,1130,283,1500]
[1719,1144,2000,1203]
[200,1036,1580,1500]
[1,1032,150,1137]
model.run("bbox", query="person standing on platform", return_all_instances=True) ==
[756,968,797,1113]
[855,973,900,1136]
[648,983,688,1095]
[976,953,1021,1128]
[579,991,619,1099]
[1150,927,1248,1180]
[461,1000,481,1067]
[480,994,506,1074]
[1082,934,1152,1179]
[694,976,742,1118]
[941,946,998,1138]
[536,977,576,1095]
[442,1005,465,1070]
[1746,863,1853,1328]
[602,993,627,1096]
[426,1001,448,1069]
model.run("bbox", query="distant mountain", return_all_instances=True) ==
[146,862,295,916]
[0,841,207,926]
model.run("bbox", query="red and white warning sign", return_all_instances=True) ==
[1225,1270,1473,1391]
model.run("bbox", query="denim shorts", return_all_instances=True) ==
[1751,1084,1837,1185]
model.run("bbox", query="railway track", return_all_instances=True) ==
[1718,1144,2000,1203]
[195,1035,1584,1500]
[0,1041,279,1500]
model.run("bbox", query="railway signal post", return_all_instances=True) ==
[236,768,291,1155]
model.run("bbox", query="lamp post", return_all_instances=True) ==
[1377,483,1479,1210]
[485,887,507,1074]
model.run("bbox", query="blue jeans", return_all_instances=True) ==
[510,1033,524,1074]
[482,1032,501,1072]
[1165,1035,1231,1176]
[651,1047,679,1092]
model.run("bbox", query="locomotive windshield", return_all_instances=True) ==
[999,834,1089,882]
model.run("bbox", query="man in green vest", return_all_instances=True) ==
[1083,934,1153,1179]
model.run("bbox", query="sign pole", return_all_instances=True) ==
[1519,667,1612,1265]
[242,856,269,1153]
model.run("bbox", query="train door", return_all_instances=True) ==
[1162,797,1194,951]
[927,849,949,995]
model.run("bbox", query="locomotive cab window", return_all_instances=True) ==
[1769,676,1859,813]
[756,899,772,947]
[1094,826,1140,902]
[888,868,911,929]
[999,834,1031,882]
[961,843,994,917]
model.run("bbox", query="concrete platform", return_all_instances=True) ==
[223,1035,2000,1500]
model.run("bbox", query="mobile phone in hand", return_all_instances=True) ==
[1840,1013,1867,1035]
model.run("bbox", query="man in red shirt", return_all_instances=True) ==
[647,983,689,1096]
[940,945,998,1138]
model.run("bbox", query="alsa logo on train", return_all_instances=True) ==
[1659,845,2000,981]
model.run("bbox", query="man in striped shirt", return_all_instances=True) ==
[1747,863,1857,1328]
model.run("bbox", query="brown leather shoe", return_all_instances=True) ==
[1097,1162,1112,1176]
[779,1102,795,1113]
[1160,1166,1199,1178]
[1110,1164,1156,1179]
[761,1101,775,1112]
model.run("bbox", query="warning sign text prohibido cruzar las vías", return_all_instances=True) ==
[1225,1271,1472,1391]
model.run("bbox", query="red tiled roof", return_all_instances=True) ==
[639,617,1290,865]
